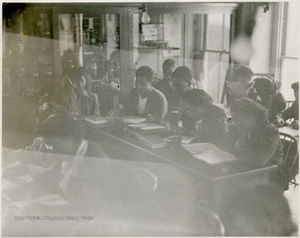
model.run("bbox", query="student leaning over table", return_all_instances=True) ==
[229,98,288,191]
[125,66,168,123]
[250,76,286,123]
[182,89,228,148]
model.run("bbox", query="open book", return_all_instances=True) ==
[182,143,238,165]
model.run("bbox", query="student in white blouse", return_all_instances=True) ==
[125,66,168,123]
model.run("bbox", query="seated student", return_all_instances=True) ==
[275,81,299,129]
[250,76,286,122]
[39,113,106,157]
[20,102,65,153]
[225,65,254,104]
[220,183,297,236]
[67,67,101,118]
[183,89,228,147]
[230,98,287,190]
[154,59,175,104]
[167,66,195,123]
[125,66,168,122]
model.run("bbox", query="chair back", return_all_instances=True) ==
[279,132,299,184]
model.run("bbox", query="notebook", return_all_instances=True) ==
[138,135,169,149]
[128,123,167,134]
[182,143,238,165]
[85,115,109,125]
[123,116,146,124]
[164,135,197,144]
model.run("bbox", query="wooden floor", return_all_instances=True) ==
[284,175,299,235]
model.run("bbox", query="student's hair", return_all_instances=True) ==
[291,81,299,90]
[230,97,269,121]
[136,66,154,82]
[162,59,175,69]
[38,113,83,142]
[67,66,86,85]
[234,65,253,80]
[253,76,277,96]
[220,183,297,236]
[172,66,193,82]
[184,89,213,108]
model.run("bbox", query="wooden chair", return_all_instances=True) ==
[279,132,299,187]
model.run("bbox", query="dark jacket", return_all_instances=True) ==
[125,87,168,121]
[281,100,299,121]
[154,78,173,105]
[233,120,287,190]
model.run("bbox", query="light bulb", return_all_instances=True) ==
[142,11,150,24]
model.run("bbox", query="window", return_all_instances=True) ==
[280,2,299,101]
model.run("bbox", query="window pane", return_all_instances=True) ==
[205,14,224,51]
[281,57,299,101]
[205,52,221,102]
[223,14,230,51]
[285,2,300,57]
[219,53,229,100]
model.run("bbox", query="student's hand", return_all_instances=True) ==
[290,120,299,129]
[274,116,285,127]
[146,114,155,122]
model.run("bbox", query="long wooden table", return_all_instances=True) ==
[83,121,278,213]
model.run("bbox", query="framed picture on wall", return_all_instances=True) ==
[141,24,164,41]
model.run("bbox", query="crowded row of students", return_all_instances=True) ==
[4,61,298,236]
[19,59,298,193]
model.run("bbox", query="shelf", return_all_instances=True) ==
[135,47,180,51]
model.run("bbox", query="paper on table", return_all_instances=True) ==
[123,116,146,124]
[181,136,197,144]
[182,143,238,165]
[140,125,166,130]
[279,126,299,138]
[164,135,196,144]
[128,123,166,130]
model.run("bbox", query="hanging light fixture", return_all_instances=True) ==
[141,3,150,24]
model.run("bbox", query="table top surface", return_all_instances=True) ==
[278,126,299,138]
[83,121,278,183]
